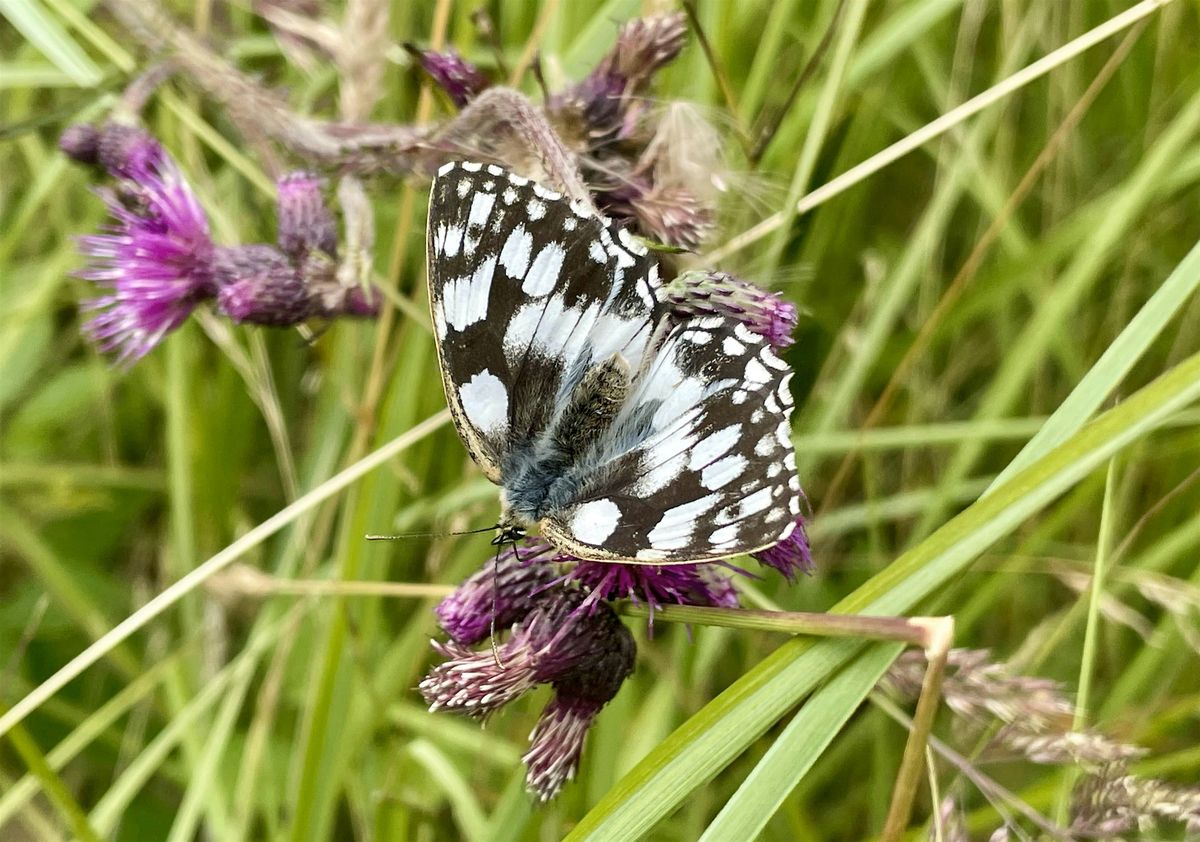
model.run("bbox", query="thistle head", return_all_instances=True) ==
[666,270,799,349]
[566,560,740,613]
[550,13,687,145]
[419,588,636,800]
[407,45,491,108]
[73,133,215,365]
[276,172,338,258]
[751,514,813,581]
[433,539,559,645]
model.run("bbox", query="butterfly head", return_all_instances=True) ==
[491,522,527,547]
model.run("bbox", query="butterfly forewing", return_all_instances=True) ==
[427,162,667,481]
[542,317,802,562]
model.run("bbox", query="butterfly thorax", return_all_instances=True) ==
[501,353,632,528]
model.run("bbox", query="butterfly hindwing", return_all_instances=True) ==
[542,317,802,563]
[427,162,667,482]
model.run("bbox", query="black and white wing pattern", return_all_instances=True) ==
[541,317,801,563]
[426,161,802,564]
[427,161,667,482]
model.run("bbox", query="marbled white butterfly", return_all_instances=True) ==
[427,161,802,563]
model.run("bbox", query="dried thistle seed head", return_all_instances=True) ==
[549,13,687,145]
[434,538,559,645]
[667,270,799,349]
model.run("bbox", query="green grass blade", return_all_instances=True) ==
[0,0,103,86]
[698,643,901,841]
[988,238,1200,491]
[567,349,1200,840]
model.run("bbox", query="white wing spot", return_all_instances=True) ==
[701,454,748,490]
[442,224,464,257]
[499,225,533,279]
[482,179,495,191]
[689,424,742,470]
[734,323,758,344]
[589,241,607,263]
[636,548,669,561]
[462,162,483,172]
[459,369,508,435]
[467,191,496,228]
[563,216,578,231]
[710,524,740,545]
[436,162,456,176]
[571,500,622,545]
[509,174,530,186]
[732,390,749,405]
[456,179,472,198]
[723,336,746,355]
[647,494,721,550]
[502,187,519,205]
[486,164,503,176]
[764,350,790,371]
[444,254,497,331]
[684,330,713,345]
[745,357,771,386]
[617,227,648,255]
[524,242,565,295]
[527,199,547,221]
[532,183,561,201]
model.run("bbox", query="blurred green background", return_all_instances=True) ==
[2,0,1199,839]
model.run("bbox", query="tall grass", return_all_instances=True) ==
[2,1,1199,839]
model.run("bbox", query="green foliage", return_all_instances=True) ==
[2,1,1199,839]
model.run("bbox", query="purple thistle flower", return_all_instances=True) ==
[434,541,558,645]
[61,122,167,181]
[213,245,381,325]
[407,45,491,108]
[752,514,813,581]
[666,270,799,349]
[567,560,740,613]
[75,147,216,364]
[420,588,635,801]
[275,172,338,258]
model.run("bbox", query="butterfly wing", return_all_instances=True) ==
[427,161,668,482]
[541,316,802,563]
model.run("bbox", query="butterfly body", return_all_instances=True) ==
[427,161,802,564]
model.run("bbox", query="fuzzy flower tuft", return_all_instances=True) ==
[419,588,635,800]
[567,560,740,613]
[407,45,491,108]
[73,129,216,364]
[752,514,813,581]
[667,270,799,349]
[433,541,558,645]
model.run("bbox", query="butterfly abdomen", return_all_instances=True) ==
[502,354,632,526]
[551,353,631,461]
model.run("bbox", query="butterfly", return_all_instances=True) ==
[426,161,802,564]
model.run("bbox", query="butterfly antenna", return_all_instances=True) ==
[365,525,500,541]
[489,538,504,668]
